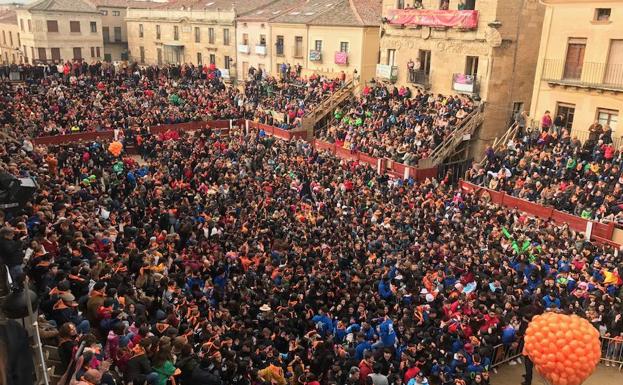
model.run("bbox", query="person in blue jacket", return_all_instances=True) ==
[354,333,373,360]
[374,316,396,349]
[312,308,333,337]
[542,291,561,309]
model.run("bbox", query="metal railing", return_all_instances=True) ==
[478,121,520,166]
[567,129,623,148]
[542,59,623,91]
[419,103,484,168]
[408,69,431,88]
[601,336,623,370]
[490,340,524,369]
[488,336,623,372]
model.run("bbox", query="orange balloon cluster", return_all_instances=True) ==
[523,312,601,385]
[108,141,123,157]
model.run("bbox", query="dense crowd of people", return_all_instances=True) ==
[0,61,344,138]
[469,113,623,224]
[244,66,346,131]
[0,123,620,385]
[0,67,621,385]
[316,82,474,166]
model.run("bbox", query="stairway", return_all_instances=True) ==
[477,120,520,165]
[297,80,355,140]
[418,104,485,169]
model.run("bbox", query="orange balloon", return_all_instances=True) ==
[524,312,601,385]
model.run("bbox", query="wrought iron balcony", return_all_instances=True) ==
[542,59,623,91]
[408,69,430,88]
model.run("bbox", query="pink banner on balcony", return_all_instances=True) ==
[334,51,348,65]
[387,9,479,29]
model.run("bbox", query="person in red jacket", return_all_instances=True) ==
[358,351,374,384]
[403,358,420,384]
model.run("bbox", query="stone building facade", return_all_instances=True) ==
[0,9,22,64]
[378,0,545,155]
[16,0,104,64]
[267,0,382,83]
[530,0,622,141]
[92,0,163,62]
[125,0,274,81]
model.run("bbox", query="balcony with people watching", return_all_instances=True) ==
[386,0,479,30]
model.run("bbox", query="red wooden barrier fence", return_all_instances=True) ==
[459,180,619,247]
[32,120,241,145]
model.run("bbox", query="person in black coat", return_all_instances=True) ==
[0,319,35,385]
[125,339,158,385]
[191,356,223,385]
[0,227,25,281]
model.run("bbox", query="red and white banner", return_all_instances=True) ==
[387,9,479,29]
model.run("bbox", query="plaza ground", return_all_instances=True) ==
[492,362,622,385]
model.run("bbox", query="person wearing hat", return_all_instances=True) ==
[51,291,89,332]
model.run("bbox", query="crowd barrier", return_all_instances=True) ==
[459,180,619,247]
[312,139,438,182]
[490,339,524,369]
[246,121,308,141]
[489,336,622,372]
[31,120,243,146]
[601,336,623,370]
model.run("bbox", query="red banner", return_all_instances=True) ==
[387,9,479,29]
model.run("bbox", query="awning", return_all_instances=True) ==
[164,42,185,47]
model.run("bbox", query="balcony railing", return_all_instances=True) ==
[542,59,623,91]
[275,44,284,56]
[255,45,266,55]
[238,44,249,54]
[408,69,430,88]
[386,9,479,29]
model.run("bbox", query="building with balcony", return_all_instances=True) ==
[125,0,273,80]
[91,0,163,62]
[235,0,306,81]
[267,0,382,82]
[378,0,545,155]
[11,0,104,64]
[0,9,23,65]
[530,0,622,140]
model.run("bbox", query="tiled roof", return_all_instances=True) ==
[90,0,167,8]
[270,0,381,26]
[0,10,17,25]
[27,0,99,13]
[349,0,381,26]
[237,0,306,21]
[155,0,274,14]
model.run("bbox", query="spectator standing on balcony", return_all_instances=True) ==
[407,59,415,82]
[553,114,565,136]
[440,0,449,10]
[588,121,603,143]
[540,111,552,133]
